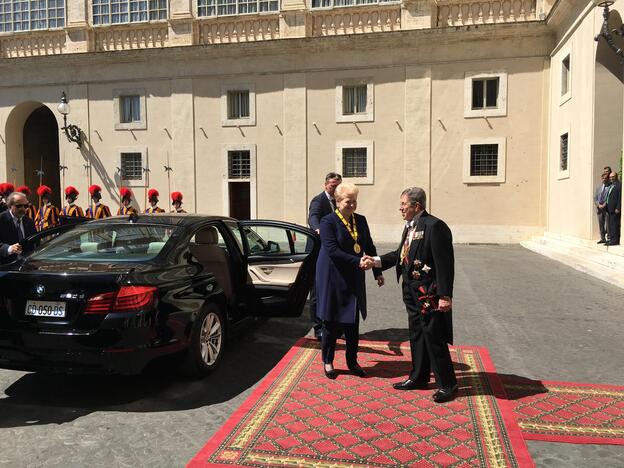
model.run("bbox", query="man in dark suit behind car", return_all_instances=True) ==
[307,172,342,339]
[0,191,37,264]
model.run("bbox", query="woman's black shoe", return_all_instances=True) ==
[324,366,337,379]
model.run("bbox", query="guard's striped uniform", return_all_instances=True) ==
[85,203,112,219]
[118,206,138,216]
[63,204,85,217]
[145,206,165,214]
[35,204,60,231]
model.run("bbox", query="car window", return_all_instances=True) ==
[242,226,309,256]
[223,220,244,253]
[29,224,180,262]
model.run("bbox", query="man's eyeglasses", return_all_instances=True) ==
[13,204,29,208]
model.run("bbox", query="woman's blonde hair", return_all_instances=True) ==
[334,182,359,201]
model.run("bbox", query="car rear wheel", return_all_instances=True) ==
[180,303,225,377]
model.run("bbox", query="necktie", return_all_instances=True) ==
[599,185,608,204]
[16,218,24,242]
[330,198,336,210]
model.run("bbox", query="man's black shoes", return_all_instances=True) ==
[432,384,459,403]
[597,239,606,244]
[324,367,337,379]
[392,379,429,390]
[348,364,367,378]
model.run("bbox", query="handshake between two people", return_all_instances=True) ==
[359,255,384,287]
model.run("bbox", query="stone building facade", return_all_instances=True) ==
[0,0,621,245]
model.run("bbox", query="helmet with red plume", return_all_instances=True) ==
[120,187,133,200]
[171,192,183,203]
[148,188,159,201]
[37,185,52,198]
[65,186,79,197]
[88,185,102,196]
[16,185,31,195]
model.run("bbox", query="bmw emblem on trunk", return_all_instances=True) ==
[35,285,45,297]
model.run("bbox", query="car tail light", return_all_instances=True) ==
[84,286,157,314]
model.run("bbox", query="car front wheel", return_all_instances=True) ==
[180,303,225,377]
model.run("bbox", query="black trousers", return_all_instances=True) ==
[598,209,609,241]
[308,280,322,336]
[321,319,359,367]
[402,282,456,389]
[608,211,621,244]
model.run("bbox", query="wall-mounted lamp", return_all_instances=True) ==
[594,1,624,62]
[57,91,83,149]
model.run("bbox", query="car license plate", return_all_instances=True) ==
[24,300,66,318]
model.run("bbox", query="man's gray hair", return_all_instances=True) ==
[401,187,427,209]
[7,192,27,207]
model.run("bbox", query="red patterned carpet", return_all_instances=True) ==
[188,338,533,467]
[501,376,624,445]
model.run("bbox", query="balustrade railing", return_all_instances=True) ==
[198,15,280,44]
[436,0,537,26]
[94,24,169,51]
[0,31,66,58]
[309,5,402,36]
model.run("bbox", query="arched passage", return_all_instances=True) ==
[4,102,61,207]
[593,11,624,238]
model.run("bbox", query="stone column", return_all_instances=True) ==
[65,1,91,53]
[169,0,196,46]
[283,73,308,224]
[280,0,308,39]
[170,79,197,212]
[404,66,431,200]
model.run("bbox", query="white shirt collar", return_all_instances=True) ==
[406,211,423,229]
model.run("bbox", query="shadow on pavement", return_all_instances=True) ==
[0,316,312,428]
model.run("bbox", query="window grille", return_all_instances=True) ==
[0,0,65,32]
[471,78,499,110]
[120,95,141,123]
[470,144,498,176]
[121,152,143,180]
[198,0,278,17]
[227,91,250,119]
[342,148,367,178]
[561,55,570,96]
[560,133,568,172]
[228,151,251,179]
[342,85,367,115]
[92,0,167,25]
[312,0,398,7]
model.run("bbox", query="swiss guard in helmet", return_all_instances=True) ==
[118,187,137,216]
[171,191,186,213]
[85,184,111,219]
[35,185,60,231]
[63,186,85,217]
[0,182,14,213]
[145,189,165,213]
[16,185,37,222]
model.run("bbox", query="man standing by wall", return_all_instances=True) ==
[307,172,342,340]
[595,172,611,244]
[606,172,621,246]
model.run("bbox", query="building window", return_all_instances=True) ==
[464,71,507,118]
[121,152,143,181]
[462,138,506,184]
[336,79,374,123]
[0,0,65,32]
[228,151,251,179]
[92,0,167,25]
[561,54,571,99]
[336,141,374,184]
[472,78,499,110]
[470,144,498,176]
[560,133,568,172]
[227,91,250,120]
[114,89,146,130]
[198,0,279,17]
[221,83,256,127]
[342,148,367,178]
[311,0,399,8]
[343,85,367,115]
[120,95,141,123]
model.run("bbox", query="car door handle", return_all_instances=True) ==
[260,267,274,275]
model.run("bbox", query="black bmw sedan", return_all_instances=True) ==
[0,215,319,376]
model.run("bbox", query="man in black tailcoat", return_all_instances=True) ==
[606,172,621,246]
[0,191,37,264]
[307,172,342,339]
[368,186,457,403]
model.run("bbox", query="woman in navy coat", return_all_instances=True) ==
[316,182,384,379]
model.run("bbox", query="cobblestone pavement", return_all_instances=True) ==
[0,245,622,467]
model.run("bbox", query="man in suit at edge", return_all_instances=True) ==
[0,191,37,264]
[307,172,342,340]
[606,171,621,246]
[366,186,458,403]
